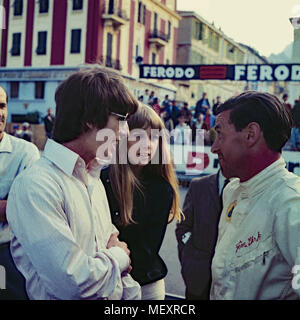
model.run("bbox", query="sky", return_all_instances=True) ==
[176,0,300,57]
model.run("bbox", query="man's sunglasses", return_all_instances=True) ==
[110,111,129,121]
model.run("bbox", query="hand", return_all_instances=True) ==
[107,233,130,257]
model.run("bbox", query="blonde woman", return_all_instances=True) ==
[100,104,182,300]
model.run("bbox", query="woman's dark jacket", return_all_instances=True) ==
[100,166,173,286]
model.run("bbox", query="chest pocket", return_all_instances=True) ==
[229,234,276,272]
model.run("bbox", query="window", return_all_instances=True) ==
[138,1,142,23]
[36,31,47,55]
[168,21,171,39]
[73,0,83,10]
[154,12,158,32]
[193,21,204,40]
[138,2,146,24]
[11,33,21,56]
[39,0,49,13]
[151,53,156,64]
[35,82,45,99]
[108,0,114,14]
[70,29,81,53]
[14,0,23,16]
[10,82,19,99]
[106,33,113,67]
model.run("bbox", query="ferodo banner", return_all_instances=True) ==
[139,64,300,81]
[171,145,300,177]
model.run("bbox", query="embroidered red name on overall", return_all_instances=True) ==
[235,232,261,254]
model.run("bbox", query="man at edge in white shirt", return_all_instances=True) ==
[0,86,40,299]
[210,91,300,300]
[6,68,141,300]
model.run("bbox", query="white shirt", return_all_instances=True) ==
[210,158,300,300]
[0,132,40,244]
[6,139,141,300]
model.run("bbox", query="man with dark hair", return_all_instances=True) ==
[0,86,40,299]
[210,91,300,300]
[6,68,141,300]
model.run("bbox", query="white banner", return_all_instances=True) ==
[171,145,300,177]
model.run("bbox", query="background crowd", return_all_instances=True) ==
[139,89,300,151]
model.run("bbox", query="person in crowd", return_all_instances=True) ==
[210,91,300,300]
[160,110,174,133]
[290,118,300,151]
[10,124,22,138]
[181,102,192,125]
[144,89,151,105]
[20,122,33,142]
[292,101,300,126]
[191,113,208,144]
[0,86,40,299]
[138,95,144,102]
[185,113,194,129]
[43,108,55,139]
[174,113,191,145]
[165,100,180,127]
[152,97,161,116]
[282,93,292,112]
[101,104,183,300]
[195,92,210,118]
[176,168,230,300]
[6,68,141,300]
[148,91,155,106]
[204,108,216,130]
[162,95,170,110]
[212,96,222,116]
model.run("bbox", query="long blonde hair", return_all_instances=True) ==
[109,104,183,226]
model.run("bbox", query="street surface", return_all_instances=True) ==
[160,185,189,299]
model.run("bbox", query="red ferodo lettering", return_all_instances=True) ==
[186,152,209,171]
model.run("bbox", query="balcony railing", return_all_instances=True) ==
[149,29,169,42]
[148,29,169,49]
[102,0,128,29]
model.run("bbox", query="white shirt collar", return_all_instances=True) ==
[0,132,12,153]
[43,139,80,177]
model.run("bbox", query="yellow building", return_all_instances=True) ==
[176,11,247,106]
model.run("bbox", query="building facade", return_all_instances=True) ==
[0,0,180,122]
[175,11,247,106]
[238,43,274,94]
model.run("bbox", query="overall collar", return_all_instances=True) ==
[238,157,286,198]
